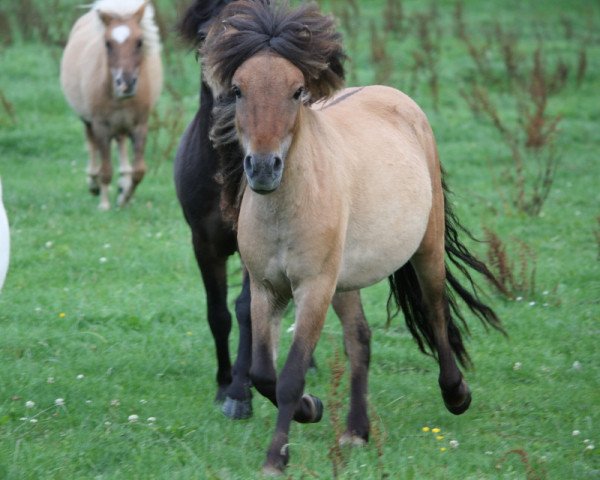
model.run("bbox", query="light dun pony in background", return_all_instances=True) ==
[204,0,504,474]
[0,178,9,291]
[60,0,162,210]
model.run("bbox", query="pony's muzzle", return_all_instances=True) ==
[244,153,284,193]
[112,71,138,98]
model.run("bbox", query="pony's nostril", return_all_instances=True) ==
[116,77,123,86]
[273,156,283,172]
[244,155,254,174]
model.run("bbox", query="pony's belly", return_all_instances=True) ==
[336,224,426,291]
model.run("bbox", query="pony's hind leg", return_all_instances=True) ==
[84,122,100,196]
[410,250,472,415]
[116,135,132,207]
[332,290,371,446]
[95,134,113,211]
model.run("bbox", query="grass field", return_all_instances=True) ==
[0,0,599,478]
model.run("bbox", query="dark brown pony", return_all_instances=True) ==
[203,0,503,475]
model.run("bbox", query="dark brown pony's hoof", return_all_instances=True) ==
[442,379,472,415]
[222,396,253,420]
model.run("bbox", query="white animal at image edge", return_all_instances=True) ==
[0,178,9,290]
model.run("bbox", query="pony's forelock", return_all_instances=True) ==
[202,0,345,102]
[92,0,161,53]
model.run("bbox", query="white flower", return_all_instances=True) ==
[584,439,591,444]
[528,301,536,307]
[572,361,582,370]
[513,362,522,371]
[45,241,53,248]
[25,400,35,409]
[585,444,594,451]
[85,400,92,405]
[99,257,108,263]
[449,440,459,448]
[54,398,65,407]
[139,399,147,405]
[47,376,55,384]
[147,416,157,423]
[103,243,111,249]
[29,418,38,424]
[76,374,85,380]
[128,414,139,423]
[515,296,523,301]
[572,430,581,436]
[104,421,112,426]
[110,399,120,407]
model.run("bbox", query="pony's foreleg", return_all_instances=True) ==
[257,280,332,475]
[96,136,113,211]
[84,123,100,196]
[411,252,472,415]
[332,290,371,446]
[116,135,132,208]
[221,270,253,420]
[119,124,148,206]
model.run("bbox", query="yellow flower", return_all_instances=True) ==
[432,427,441,433]
[59,312,66,318]
[422,426,430,432]
[436,435,445,441]
[440,447,447,452]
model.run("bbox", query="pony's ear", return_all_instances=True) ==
[97,10,114,26]
[131,2,147,24]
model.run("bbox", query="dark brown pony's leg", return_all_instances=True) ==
[94,126,112,211]
[249,281,329,475]
[332,290,371,446]
[410,250,472,415]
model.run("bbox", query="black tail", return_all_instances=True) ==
[388,177,505,368]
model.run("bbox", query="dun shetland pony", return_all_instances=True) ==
[0,179,9,291]
[60,0,163,210]
[203,0,504,474]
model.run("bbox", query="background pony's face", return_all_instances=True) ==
[232,53,306,194]
[98,4,146,99]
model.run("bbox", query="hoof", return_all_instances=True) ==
[303,394,323,423]
[89,186,100,196]
[339,432,367,447]
[222,396,252,420]
[442,380,472,415]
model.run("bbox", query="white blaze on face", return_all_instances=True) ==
[111,25,131,44]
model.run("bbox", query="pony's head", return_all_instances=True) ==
[97,2,149,99]
[202,0,345,193]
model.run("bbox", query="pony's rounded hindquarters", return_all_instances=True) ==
[60,0,163,210]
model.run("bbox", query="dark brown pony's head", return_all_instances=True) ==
[202,0,345,193]
[98,3,148,99]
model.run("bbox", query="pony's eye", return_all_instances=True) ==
[105,40,112,51]
[232,85,242,99]
[136,39,143,50]
[293,87,304,100]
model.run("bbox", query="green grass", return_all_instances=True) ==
[1,0,599,478]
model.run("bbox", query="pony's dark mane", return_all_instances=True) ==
[177,0,235,46]
[202,0,345,101]
[203,0,346,226]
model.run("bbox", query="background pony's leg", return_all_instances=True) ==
[332,290,371,446]
[116,135,132,207]
[96,133,112,211]
[411,249,472,415]
[84,122,100,196]
[120,124,148,206]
